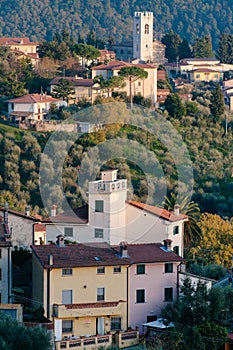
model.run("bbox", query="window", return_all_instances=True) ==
[62,268,72,276]
[62,320,73,333]
[113,266,121,273]
[136,289,145,303]
[0,249,2,259]
[136,264,145,275]
[165,263,173,273]
[145,24,149,34]
[164,288,173,302]
[0,268,2,280]
[95,228,104,238]
[173,226,179,235]
[64,227,73,237]
[97,267,105,274]
[95,200,104,212]
[138,82,141,86]
[196,74,200,78]
[97,288,105,301]
[62,290,72,304]
[111,317,121,330]
[136,24,139,34]
[173,246,179,255]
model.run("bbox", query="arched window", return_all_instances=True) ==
[145,24,149,34]
[136,24,139,34]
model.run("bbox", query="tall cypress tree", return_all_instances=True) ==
[209,84,225,122]
[217,33,233,64]
[193,35,214,58]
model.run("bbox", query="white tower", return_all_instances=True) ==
[88,170,128,245]
[133,11,153,62]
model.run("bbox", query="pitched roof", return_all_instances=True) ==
[31,242,130,269]
[92,60,156,71]
[0,207,40,221]
[34,224,46,232]
[50,77,94,87]
[192,68,219,73]
[7,94,60,103]
[0,37,39,46]
[43,205,88,224]
[117,243,182,263]
[127,200,188,222]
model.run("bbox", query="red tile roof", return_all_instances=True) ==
[7,94,60,104]
[115,243,183,263]
[34,224,46,232]
[92,60,156,71]
[127,200,187,222]
[31,242,131,269]
[43,205,88,224]
[50,77,94,87]
[192,68,219,73]
[0,37,39,45]
[60,300,125,309]
[0,207,40,221]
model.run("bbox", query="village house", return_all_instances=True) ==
[7,93,66,126]
[0,37,39,66]
[43,170,187,257]
[91,60,158,105]
[0,215,12,304]
[31,239,140,349]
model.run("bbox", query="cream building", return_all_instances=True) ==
[31,239,130,344]
[133,11,154,62]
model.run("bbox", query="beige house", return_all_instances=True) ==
[91,60,158,105]
[0,37,39,65]
[31,239,137,349]
[188,68,222,82]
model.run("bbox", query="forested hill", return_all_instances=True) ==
[0,0,232,50]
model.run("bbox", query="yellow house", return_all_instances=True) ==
[0,37,39,65]
[31,238,131,345]
[188,68,222,82]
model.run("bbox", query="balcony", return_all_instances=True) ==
[53,301,125,318]
[55,330,139,350]
[55,334,112,349]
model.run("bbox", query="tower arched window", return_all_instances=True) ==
[145,24,149,34]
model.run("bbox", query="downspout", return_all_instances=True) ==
[7,246,11,303]
[126,265,129,329]
[47,268,51,318]
[177,262,183,300]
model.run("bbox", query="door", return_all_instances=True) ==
[96,317,105,335]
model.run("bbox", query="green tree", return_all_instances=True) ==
[164,93,186,118]
[178,39,193,60]
[162,30,182,62]
[119,66,148,108]
[217,33,233,64]
[73,43,100,67]
[193,35,214,58]
[209,84,225,122]
[94,75,126,97]
[51,78,75,103]
[163,193,202,249]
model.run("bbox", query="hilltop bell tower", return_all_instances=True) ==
[133,11,153,62]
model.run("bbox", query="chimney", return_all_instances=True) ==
[56,235,65,247]
[51,205,57,217]
[174,204,180,216]
[3,202,9,224]
[120,241,128,258]
[163,239,172,250]
[25,205,30,216]
[48,255,53,266]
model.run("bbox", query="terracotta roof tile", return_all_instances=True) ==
[43,205,88,224]
[60,301,125,309]
[127,200,187,222]
[50,77,94,87]
[34,224,46,232]
[7,94,60,104]
[31,242,131,269]
[116,243,183,263]
[0,37,39,45]
[0,207,40,221]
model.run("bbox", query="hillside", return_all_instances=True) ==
[0,0,232,50]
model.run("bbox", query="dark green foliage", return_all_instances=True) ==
[217,33,233,64]
[162,30,182,62]
[186,261,227,280]
[193,35,214,58]
[161,279,228,350]
[51,78,75,103]
[164,93,186,118]
[209,84,225,122]
[178,39,193,60]
[0,312,52,350]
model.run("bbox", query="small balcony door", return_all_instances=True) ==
[96,317,105,335]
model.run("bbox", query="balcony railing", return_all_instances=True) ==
[56,334,112,349]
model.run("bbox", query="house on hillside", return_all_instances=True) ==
[188,68,221,82]
[7,93,66,126]
[50,77,97,103]
[0,215,12,303]
[0,205,41,248]
[91,60,158,105]
[0,37,39,66]
[31,239,140,349]
[43,170,187,257]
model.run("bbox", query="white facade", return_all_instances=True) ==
[45,170,187,256]
[133,12,154,62]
